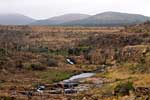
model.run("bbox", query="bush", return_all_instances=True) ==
[0,48,7,57]
[47,59,58,67]
[130,55,150,73]
[68,47,91,56]
[30,63,46,71]
[114,81,134,96]
[0,96,14,100]
[15,61,23,70]
[130,63,150,73]
[29,46,48,53]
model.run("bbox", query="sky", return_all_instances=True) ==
[0,0,149,19]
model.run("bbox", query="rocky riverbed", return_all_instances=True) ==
[0,72,108,100]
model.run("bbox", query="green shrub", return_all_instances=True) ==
[0,48,7,57]
[36,70,73,83]
[30,63,46,71]
[29,46,48,53]
[49,49,68,56]
[15,61,23,69]
[47,59,58,67]
[130,62,150,73]
[68,46,91,56]
[0,96,14,100]
[114,81,134,96]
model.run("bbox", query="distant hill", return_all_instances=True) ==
[31,14,91,25]
[0,12,150,26]
[0,13,35,25]
[63,12,150,26]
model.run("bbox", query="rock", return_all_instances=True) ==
[135,87,150,96]
[66,58,75,65]
[36,85,45,93]
[64,89,77,94]
[49,89,62,94]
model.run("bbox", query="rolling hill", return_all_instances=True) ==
[0,12,149,26]
[63,12,150,26]
[31,13,91,25]
[0,13,35,25]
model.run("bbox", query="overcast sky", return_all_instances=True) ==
[0,0,149,19]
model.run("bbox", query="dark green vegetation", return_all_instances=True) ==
[35,70,73,83]
[114,81,134,96]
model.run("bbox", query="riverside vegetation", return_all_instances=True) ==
[0,22,150,100]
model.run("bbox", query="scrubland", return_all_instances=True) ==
[0,22,150,100]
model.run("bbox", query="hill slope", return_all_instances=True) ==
[63,12,150,26]
[0,13,35,25]
[31,14,91,25]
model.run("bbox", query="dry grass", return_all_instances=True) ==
[0,25,149,99]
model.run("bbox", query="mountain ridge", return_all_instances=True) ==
[0,12,150,26]
[30,13,91,25]
[63,11,150,26]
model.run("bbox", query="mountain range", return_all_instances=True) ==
[63,12,150,26]
[0,12,149,26]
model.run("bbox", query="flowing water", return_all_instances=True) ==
[63,73,95,82]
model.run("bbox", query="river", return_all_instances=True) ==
[63,73,95,82]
